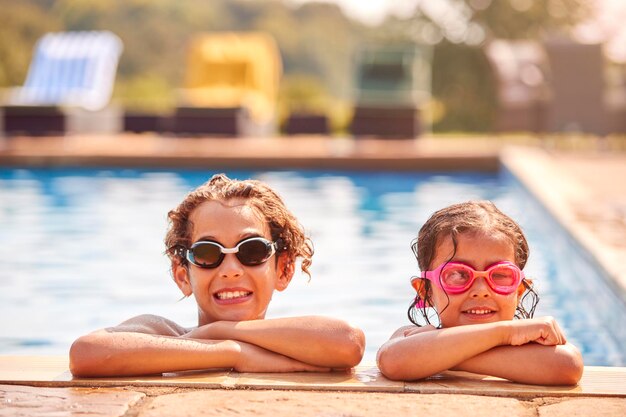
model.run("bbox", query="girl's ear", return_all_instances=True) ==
[275,253,294,292]
[517,278,532,299]
[411,277,430,306]
[173,263,193,297]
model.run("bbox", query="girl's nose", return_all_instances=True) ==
[469,275,491,298]
[219,254,244,278]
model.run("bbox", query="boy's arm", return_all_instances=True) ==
[377,317,572,383]
[69,315,329,377]
[452,342,583,385]
[185,316,365,368]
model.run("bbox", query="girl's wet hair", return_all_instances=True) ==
[165,173,313,277]
[407,200,538,326]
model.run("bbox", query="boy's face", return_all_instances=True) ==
[174,198,293,325]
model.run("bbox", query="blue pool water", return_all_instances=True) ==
[0,167,624,366]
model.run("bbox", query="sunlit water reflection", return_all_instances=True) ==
[0,168,624,366]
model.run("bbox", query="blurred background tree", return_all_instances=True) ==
[0,0,61,87]
[0,0,593,132]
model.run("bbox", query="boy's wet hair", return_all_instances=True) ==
[408,200,538,326]
[165,173,313,277]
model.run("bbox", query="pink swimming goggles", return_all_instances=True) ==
[411,261,525,295]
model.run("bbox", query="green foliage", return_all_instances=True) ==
[0,0,61,86]
[52,0,229,82]
[431,42,497,132]
[279,74,330,114]
[470,0,591,39]
[114,73,175,113]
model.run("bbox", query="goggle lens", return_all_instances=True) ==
[489,266,518,286]
[189,243,223,268]
[441,266,472,287]
[237,239,274,265]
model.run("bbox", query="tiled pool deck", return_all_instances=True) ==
[0,134,625,416]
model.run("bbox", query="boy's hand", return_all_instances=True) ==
[506,316,566,346]
[234,341,332,373]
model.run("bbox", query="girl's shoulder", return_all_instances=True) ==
[106,314,189,336]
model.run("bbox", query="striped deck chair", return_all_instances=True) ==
[2,31,123,135]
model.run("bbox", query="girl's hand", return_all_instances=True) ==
[507,316,566,346]
[402,325,436,338]
[234,341,332,373]
[388,324,436,339]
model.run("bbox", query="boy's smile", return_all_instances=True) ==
[213,288,253,304]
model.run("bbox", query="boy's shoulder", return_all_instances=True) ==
[106,314,189,336]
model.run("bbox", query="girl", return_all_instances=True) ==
[377,201,583,385]
[70,174,365,377]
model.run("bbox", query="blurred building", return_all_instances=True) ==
[486,37,626,135]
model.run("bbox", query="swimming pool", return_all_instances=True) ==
[0,167,624,366]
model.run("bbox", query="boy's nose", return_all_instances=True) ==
[219,254,244,278]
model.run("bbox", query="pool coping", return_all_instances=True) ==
[499,146,626,300]
[0,356,624,398]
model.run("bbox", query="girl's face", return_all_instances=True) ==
[173,198,293,325]
[426,231,525,328]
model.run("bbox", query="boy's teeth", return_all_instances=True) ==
[216,291,251,300]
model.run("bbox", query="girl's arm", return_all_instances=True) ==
[377,322,508,381]
[377,316,578,384]
[452,342,583,385]
[69,315,329,377]
[185,316,365,368]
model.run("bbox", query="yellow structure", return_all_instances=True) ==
[180,32,282,125]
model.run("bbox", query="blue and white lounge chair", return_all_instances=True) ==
[2,31,123,135]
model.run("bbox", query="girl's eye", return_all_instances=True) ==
[443,268,470,285]
[491,268,516,285]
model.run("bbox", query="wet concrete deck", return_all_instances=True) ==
[1,134,625,416]
[2,384,625,417]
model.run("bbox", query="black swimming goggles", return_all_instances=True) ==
[181,237,278,268]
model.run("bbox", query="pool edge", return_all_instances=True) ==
[500,146,626,302]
